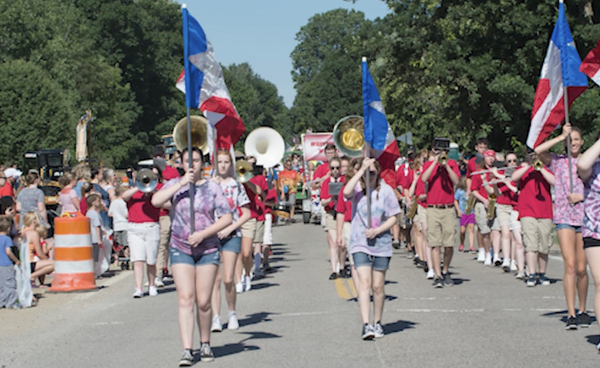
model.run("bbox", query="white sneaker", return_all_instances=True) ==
[149,286,158,297]
[477,249,485,262]
[501,259,511,272]
[493,254,502,266]
[510,259,518,272]
[133,288,144,298]
[235,282,244,294]
[211,316,222,332]
[228,311,239,330]
[426,269,435,279]
[144,281,149,287]
[154,277,165,288]
[484,253,492,266]
[245,275,252,292]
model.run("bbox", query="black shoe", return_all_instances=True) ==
[577,311,591,328]
[433,276,444,288]
[442,272,454,286]
[565,315,578,330]
[329,272,338,280]
[339,269,348,278]
[263,263,272,273]
[423,264,429,273]
[413,256,421,265]
[392,239,401,249]
[199,343,214,362]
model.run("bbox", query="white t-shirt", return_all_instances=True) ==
[108,198,128,231]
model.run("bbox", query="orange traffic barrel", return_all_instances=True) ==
[49,212,97,292]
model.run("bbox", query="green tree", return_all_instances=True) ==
[290,9,377,133]
[222,63,290,147]
[370,0,600,153]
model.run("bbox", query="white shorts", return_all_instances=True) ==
[128,222,160,264]
[509,210,521,231]
[263,214,273,246]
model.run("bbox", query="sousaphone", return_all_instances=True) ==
[244,127,284,168]
[333,115,364,158]
[173,115,209,153]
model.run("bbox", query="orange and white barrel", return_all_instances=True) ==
[49,212,96,292]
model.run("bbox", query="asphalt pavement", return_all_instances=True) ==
[1,218,599,368]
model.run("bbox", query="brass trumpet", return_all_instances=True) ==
[533,159,544,171]
[406,198,418,220]
[438,153,448,165]
[236,160,254,184]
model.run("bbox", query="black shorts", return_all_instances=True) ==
[583,237,600,249]
[30,261,36,274]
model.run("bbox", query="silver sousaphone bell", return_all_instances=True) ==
[135,169,158,193]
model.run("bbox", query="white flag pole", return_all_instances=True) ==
[564,82,574,194]
[182,3,195,232]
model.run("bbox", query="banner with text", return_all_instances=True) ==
[302,133,336,162]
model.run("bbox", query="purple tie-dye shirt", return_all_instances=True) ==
[349,181,401,257]
[550,153,584,226]
[163,179,232,255]
[582,159,600,241]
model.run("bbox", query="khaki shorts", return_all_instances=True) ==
[253,221,265,244]
[241,218,257,239]
[343,222,353,265]
[496,204,512,228]
[417,205,427,226]
[520,217,553,254]
[475,202,500,234]
[509,210,521,231]
[426,207,457,247]
[396,203,404,227]
[324,212,337,232]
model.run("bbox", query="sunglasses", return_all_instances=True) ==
[506,159,517,163]
[330,166,340,170]
[369,170,377,176]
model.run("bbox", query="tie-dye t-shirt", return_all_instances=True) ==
[582,159,600,241]
[550,153,584,226]
[215,178,250,238]
[349,181,401,257]
[163,179,232,255]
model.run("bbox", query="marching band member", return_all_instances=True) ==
[421,142,460,288]
[535,123,589,329]
[470,150,497,266]
[466,138,489,262]
[321,157,345,279]
[151,147,232,365]
[395,148,414,250]
[489,153,523,274]
[210,149,251,332]
[511,151,555,288]
[407,151,432,278]
[504,153,525,277]
[337,158,361,288]
[343,158,400,340]
[576,132,600,351]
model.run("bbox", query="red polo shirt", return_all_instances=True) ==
[321,176,345,212]
[517,166,553,219]
[335,184,352,222]
[422,160,460,205]
[127,183,162,223]
[246,175,268,220]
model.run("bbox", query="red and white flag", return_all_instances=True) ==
[527,2,588,149]
[179,8,245,149]
[580,38,600,86]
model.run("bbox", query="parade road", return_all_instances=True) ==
[1,221,598,367]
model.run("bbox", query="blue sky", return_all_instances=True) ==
[179,0,390,107]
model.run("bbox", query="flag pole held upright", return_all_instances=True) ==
[564,87,574,194]
[362,56,371,229]
[182,4,195,233]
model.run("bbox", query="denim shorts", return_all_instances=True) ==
[352,252,391,271]
[169,247,220,267]
[555,223,582,233]
[220,236,241,254]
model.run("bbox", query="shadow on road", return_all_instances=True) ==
[238,312,278,328]
[383,319,417,335]
[210,331,282,360]
[251,282,280,291]
[451,277,470,286]
[585,334,600,348]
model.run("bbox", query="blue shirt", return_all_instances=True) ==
[454,188,470,214]
[0,234,14,266]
